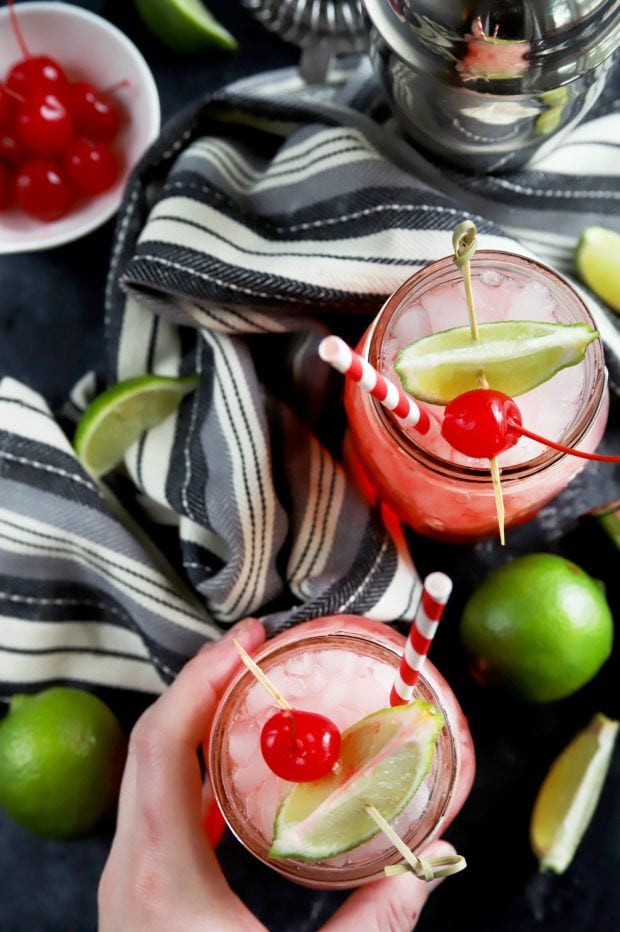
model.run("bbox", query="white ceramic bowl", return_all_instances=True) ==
[0,2,160,253]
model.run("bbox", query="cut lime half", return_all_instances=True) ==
[74,374,199,477]
[530,713,619,874]
[269,700,444,862]
[574,226,620,313]
[394,320,598,405]
[134,0,237,52]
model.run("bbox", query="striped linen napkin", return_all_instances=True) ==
[0,59,618,696]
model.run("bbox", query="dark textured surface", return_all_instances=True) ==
[0,3,619,930]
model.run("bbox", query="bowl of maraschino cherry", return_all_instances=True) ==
[0,1,160,253]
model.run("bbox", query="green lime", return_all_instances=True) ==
[460,554,613,703]
[270,700,443,861]
[0,687,127,839]
[74,374,199,477]
[530,713,618,873]
[134,0,237,52]
[394,320,598,404]
[574,226,620,313]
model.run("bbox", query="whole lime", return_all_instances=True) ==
[0,687,127,839]
[460,554,613,703]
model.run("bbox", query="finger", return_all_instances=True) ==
[112,618,265,831]
[117,618,264,843]
[321,840,456,932]
[145,616,265,752]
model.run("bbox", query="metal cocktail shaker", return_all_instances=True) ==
[362,0,619,172]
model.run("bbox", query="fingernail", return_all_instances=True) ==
[222,617,262,644]
[198,618,263,655]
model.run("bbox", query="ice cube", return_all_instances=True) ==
[284,652,315,679]
[308,665,328,694]
[228,721,260,768]
[389,302,432,350]
[507,280,557,322]
[480,270,504,287]
[233,758,270,797]
[242,682,272,720]
[421,282,468,330]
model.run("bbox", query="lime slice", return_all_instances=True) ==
[134,0,237,52]
[530,713,619,874]
[394,320,598,404]
[269,700,444,862]
[574,226,620,313]
[74,374,199,477]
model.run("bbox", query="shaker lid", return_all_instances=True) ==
[363,0,620,91]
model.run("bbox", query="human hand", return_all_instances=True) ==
[98,617,456,932]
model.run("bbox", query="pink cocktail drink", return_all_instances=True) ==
[344,252,608,541]
[208,615,474,889]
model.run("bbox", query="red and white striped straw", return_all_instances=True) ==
[318,335,430,434]
[390,572,453,707]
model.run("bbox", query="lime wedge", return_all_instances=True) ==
[394,320,598,404]
[574,226,620,313]
[269,700,443,862]
[530,713,619,874]
[74,374,199,477]
[134,0,237,52]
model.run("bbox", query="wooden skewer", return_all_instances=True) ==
[453,221,506,545]
[365,805,467,881]
[232,639,292,710]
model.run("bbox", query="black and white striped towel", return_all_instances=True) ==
[1,59,618,696]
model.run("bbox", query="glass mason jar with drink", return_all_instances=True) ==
[342,250,609,542]
[208,614,475,889]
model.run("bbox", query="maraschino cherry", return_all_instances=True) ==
[6,2,68,98]
[16,92,74,156]
[442,389,522,458]
[442,388,620,463]
[233,638,342,783]
[261,709,341,782]
[0,129,25,165]
[0,162,14,211]
[1,0,129,225]
[63,138,118,195]
[68,82,124,142]
[14,159,74,222]
[7,55,68,98]
[0,84,15,129]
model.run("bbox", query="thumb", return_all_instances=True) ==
[320,840,456,932]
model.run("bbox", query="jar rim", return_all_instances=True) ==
[367,250,606,484]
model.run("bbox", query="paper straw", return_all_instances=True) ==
[319,335,430,434]
[390,572,453,706]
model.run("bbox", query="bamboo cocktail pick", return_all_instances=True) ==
[452,220,506,544]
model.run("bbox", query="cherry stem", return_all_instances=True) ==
[508,419,620,463]
[8,0,30,60]
[101,79,131,99]
[5,87,25,104]
[232,639,292,710]
[283,709,304,750]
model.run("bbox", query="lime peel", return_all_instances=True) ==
[530,713,619,874]
[269,700,443,862]
[395,320,598,404]
[74,373,200,477]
